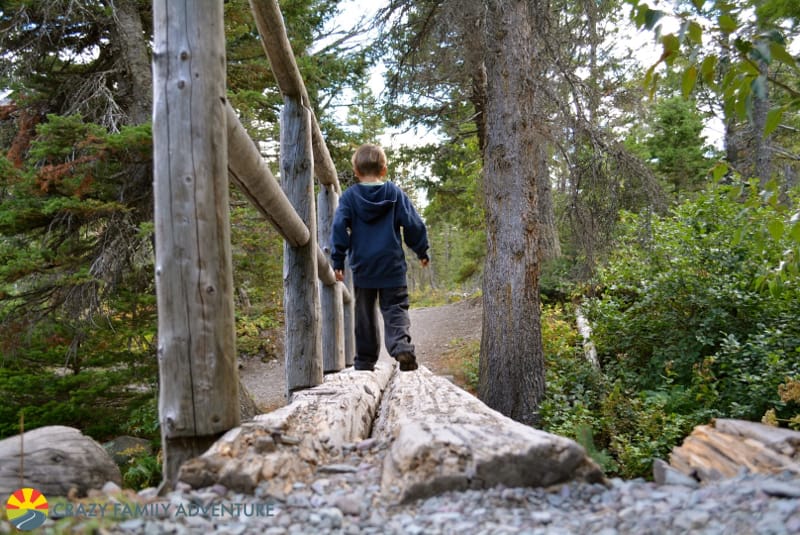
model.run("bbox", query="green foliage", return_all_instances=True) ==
[539,184,800,478]
[121,450,162,491]
[644,96,715,197]
[628,0,799,119]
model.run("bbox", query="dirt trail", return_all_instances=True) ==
[239,298,483,412]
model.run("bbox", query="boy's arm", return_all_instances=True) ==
[330,199,351,274]
[398,191,430,261]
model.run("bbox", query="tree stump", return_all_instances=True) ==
[372,366,605,502]
[0,426,121,497]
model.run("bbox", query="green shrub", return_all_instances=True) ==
[540,184,799,478]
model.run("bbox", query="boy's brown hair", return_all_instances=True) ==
[351,144,387,177]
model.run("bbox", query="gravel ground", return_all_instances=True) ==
[36,440,800,534]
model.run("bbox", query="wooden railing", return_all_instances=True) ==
[152,0,355,487]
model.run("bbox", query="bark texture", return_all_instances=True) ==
[478,0,547,426]
[152,0,238,486]
[375,367,604,503]
[179,364,394,494]
[281,96,323,393]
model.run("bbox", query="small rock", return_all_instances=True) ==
[101,481,122,494]
[319,507,344,529]
[138,489,158,501]
[356,438,377,451]
[319,463,358,473]
[334,495,362,516]
[531,511,553,524]
[760,481,800,499]
[311,479,330,495]
[653,459,700,488]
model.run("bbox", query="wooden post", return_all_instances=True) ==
[343,264,355,367]
[317,185,345,372]
[281,97,323,394]
[152,0,238,487]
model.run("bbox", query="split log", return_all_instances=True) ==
[0,426,121,497]
[178,363,393,494]
[372,366,605,503]
[669,419,800,483]
[714,418,800,458]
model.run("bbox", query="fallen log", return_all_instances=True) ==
[714,418,800,458]
[0,426,121,497]
[372,366,605,503]
[668,419,800,483]
[178,363,393,494]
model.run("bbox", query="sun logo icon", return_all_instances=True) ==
[6,488,49,531]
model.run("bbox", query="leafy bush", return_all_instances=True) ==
[540,184,799,478]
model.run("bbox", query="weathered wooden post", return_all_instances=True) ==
[281,97,323,393]
[152,0,238,487]
[317,184,345,372]
[343,264,355,367]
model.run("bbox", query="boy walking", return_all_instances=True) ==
[331,144,429,372]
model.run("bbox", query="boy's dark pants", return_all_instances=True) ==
[354,286,414,369]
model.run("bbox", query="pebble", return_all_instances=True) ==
[41,441,800,535]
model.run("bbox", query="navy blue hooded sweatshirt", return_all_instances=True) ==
[330,181,429,289]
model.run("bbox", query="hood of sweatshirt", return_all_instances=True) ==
[350,183,398,222]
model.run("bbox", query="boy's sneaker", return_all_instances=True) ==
[396,352,418,372]
[353,362,375,371]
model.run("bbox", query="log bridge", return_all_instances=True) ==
[151,0,604,498]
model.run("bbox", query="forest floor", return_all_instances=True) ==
[239,297,484,412]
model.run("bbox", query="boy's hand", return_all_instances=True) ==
[420,258,429,268]
[334,269,344,282]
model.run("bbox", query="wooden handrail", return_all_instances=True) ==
[249,0,341,194]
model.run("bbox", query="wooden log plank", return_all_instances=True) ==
[318,185,345,373]
[372,366,605,503]
[714,418,800,457]
[281,96,322,393]
[741,437,800,475]
[0,427,121,497]
[178,364,394,493]
[670,435,740,481]
[248,0,340,192]
[152,0,238,486]
[668,420,800,483]
[693,426,762,473]
[225,103,309,247]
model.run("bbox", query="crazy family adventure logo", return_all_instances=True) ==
[6,488,49,531]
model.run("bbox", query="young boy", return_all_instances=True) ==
[331,144,429,372]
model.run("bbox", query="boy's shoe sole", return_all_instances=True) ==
[396,352,418,372]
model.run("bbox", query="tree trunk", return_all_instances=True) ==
[478,0,546,426]
[112,0,152,125]
[751,61,772,187]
